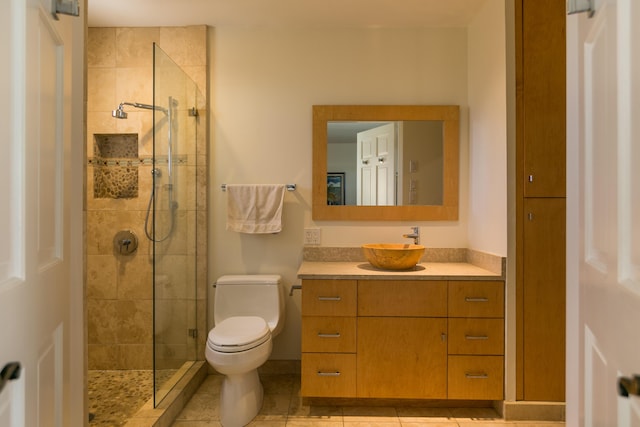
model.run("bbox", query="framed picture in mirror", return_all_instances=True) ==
[327,172,345,205]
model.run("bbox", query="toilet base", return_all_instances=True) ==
[219,369,264,427]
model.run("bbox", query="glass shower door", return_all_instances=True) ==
[151,43,201,405]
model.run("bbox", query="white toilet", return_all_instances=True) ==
[205,274,285,427]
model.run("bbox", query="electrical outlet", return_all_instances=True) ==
[304,228,321,245]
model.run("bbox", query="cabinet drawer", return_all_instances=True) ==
[358,280,447,317]
[448,281,504,318]
[302,316,356,353]
[301,353,356,397]
[448,318,504,355]
[448,355,504,400]
[302,280,357,316]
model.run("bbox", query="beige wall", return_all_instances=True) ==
[208,18,507,359]
[467,0,508,256]
[86,26,208,370]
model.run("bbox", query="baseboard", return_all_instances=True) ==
[498,400,566,421]
[259,359,301,375]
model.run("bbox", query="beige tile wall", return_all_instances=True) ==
[86,26,208,370]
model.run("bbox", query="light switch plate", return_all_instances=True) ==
[304,228,321,245]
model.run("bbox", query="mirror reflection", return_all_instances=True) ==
[327,120,444,206]
[312,105,459,221]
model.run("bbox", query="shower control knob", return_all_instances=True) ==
[113,230,138,255]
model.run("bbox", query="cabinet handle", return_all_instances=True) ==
[0,362,21,395]
[317,333,341,338]
[618,375,640,397]
[318,296,341,301]
[465,335,489,340]
[465,297,489,302]
[465,373,489,379]
[317,371,341,377]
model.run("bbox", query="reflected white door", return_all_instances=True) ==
[0,0,84,426]
[357,132,377,205]
[356,123,396,205]
[567,0,640,425]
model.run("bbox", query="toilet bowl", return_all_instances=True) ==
[205,275,285,427]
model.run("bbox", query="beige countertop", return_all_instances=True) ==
[297,261,503,281]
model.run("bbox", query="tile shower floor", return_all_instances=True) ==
[88,370,153,426]
[88,369,178,426]
[171,374,567,427]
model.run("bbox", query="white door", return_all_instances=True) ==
[356,123,396,205]
[0,0,84,426]
[567,0,640,425]
[357,132,377,205]
[374,124,396,206]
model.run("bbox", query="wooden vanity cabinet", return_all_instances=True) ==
[301,278,505,401]
[357,280,448,399]
[447,281,505,400]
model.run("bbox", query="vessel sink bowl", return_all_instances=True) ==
[361,243,425,270]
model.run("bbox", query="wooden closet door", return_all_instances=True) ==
[522,0,566,198]
[523,197,566,401]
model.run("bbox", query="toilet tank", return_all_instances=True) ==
[214,275,285,337]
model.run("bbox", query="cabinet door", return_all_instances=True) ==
[522,0,566,197]
[523,197,565,401]
[357,317,447,399]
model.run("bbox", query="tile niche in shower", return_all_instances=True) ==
[92,133,140,199]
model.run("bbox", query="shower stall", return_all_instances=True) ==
[87,35,206,424]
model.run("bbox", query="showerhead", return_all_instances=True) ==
[112,104,128,119]
[112,101,168,120]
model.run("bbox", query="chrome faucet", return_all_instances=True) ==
[403,226,420,245]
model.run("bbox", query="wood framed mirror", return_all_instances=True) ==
[312,105,459,221]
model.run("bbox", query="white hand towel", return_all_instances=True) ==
[226,184,286,234]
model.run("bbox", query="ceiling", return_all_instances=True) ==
[87,0,488,28]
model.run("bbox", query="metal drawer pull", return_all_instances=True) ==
[465,297,489,302]
[317,333,341,338]
[465,373,488,379]
[465,335,489,340]
[318,296,341,301]
[317,371,341,377]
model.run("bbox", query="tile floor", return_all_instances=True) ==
[171,374,566,427]
[88,370,153,426]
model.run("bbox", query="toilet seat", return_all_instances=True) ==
[207,316,270,353]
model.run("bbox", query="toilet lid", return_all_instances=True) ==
[207,316,270,353]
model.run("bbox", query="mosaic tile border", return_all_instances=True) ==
[88,155,188,168]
